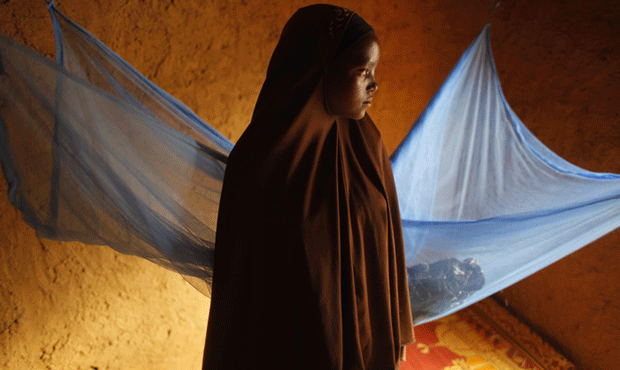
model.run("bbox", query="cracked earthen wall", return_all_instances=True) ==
[1,0,619,369]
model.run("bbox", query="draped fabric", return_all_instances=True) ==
[392,25,620,322]
[1,1,620,338]
[0,3,233,296]
[203,6,414,369]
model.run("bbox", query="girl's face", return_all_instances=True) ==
[325,34,380,120]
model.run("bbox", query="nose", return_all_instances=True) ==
[367,77,378,92]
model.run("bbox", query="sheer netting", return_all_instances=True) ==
[0,3,233,296]
[1,4,619,324]
[391,25,620,323]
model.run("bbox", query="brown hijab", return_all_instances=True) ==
[203,5,414,369]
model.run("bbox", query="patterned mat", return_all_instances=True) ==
[402,298,575,370]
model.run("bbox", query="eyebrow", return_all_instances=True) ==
[349,53,379,69]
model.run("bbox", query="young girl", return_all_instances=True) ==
[203,5,414,369]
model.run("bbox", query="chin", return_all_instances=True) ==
[349,110,366,120]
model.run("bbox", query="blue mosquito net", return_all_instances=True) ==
[1,3,619,324]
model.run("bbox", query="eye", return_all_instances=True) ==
[358,69,371,78]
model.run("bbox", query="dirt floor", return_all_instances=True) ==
[1,0,619,369]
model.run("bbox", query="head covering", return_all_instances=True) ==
[249,4,356,132]
[332,13,375,61]
[203,5,414,370]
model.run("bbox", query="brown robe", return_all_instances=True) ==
[203,5,414,369]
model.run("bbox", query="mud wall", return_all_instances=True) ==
[1,0,618,369]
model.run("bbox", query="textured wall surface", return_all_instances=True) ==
[1,0,618,369]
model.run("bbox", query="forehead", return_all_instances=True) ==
[338,35,380,68]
